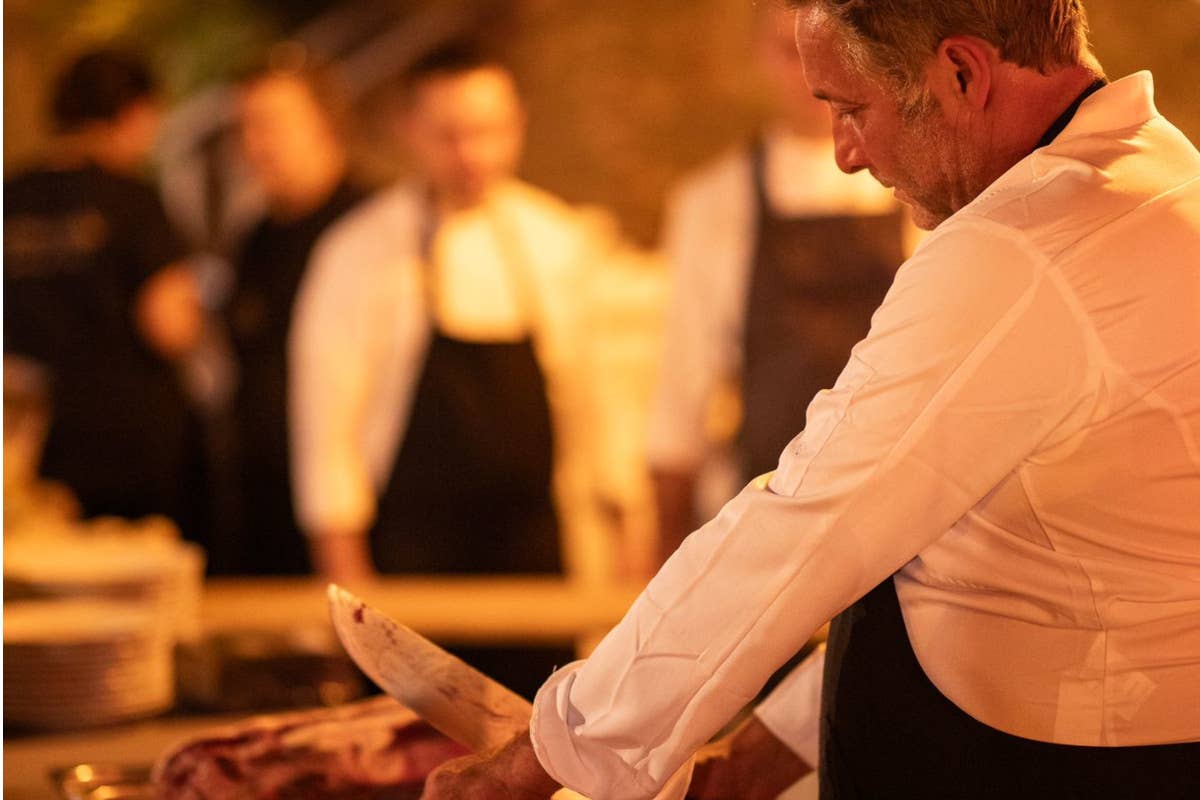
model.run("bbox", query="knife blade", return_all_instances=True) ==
[327,583,532,753]
[327,583,694,800]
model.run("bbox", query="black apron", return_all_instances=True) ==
[818,578,1200,799]
[818,80,1200,798]
[370,210,561,576]
[739,138,904,483]
[368,207,567,700]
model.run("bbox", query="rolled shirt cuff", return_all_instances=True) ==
[531,661,668,800]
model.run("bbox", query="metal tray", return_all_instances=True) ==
[50,763,154,800]
[49,763,429,800]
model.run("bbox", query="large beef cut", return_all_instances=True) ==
[153,696,469,799]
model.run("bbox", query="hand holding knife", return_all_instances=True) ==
[328,584,694,800]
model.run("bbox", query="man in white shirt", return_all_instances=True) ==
[649,4,904,567]
[289,43,605,695]
[422,1,1200,798]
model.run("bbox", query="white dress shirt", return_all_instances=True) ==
[647,128,898,482]
[531,73,1200,800]
[289,179,604,572]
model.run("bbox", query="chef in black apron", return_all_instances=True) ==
[816,78,1200,800]
[687,75,1200,800]
[650,2,908,569]
[652,142,906,560]
[368,204,568,699]
[738,139,903,485]
[288,45,585,699]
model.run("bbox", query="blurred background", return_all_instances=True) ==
[9,0,1196,245]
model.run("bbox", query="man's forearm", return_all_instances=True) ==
[135,262,203,360]
[689,715,812,800]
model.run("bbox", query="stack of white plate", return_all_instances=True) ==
[4,517,205,645]
[4,599,175,730]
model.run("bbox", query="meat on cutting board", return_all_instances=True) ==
[153,696,469,799]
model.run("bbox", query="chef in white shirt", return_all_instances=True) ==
[421,1,1200,798]
[649,4,905,566]
[289,43,611,693]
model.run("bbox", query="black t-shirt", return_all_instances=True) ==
[4,163,199,528]
[226,179,366,573]
[5,164,186,365]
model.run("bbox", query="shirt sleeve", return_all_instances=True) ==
[645,157,754,472]
[529,218,1096,800]
[288,225,380,537]
[753,646,825,768]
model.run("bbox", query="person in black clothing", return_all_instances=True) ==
[224,58,366,574]
[4,49,205,537]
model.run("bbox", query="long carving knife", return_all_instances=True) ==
[327,583,532,753]
[327,583,694,800]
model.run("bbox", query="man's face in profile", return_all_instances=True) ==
[402,67,526,210]
[795,8,962,229]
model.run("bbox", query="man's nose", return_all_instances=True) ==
[833,126,869,174]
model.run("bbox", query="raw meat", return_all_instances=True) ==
[153,696,469,799]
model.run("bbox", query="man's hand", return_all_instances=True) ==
[309,531,377,584]
[134,262,203,360]
[421,730,560,800]
[687,715,812,800]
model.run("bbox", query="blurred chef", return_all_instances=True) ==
[648,3,906,569]
[289,40,601,695]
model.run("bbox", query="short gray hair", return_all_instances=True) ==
[790,0,1097,112]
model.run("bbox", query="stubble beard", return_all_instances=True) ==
[898,93,968,229]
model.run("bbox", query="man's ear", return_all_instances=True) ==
[930,35,995,112]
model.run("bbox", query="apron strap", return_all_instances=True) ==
[748,134,772,223]
[415,192,546,338]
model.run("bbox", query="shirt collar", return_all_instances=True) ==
[1037,78,1109,149]
[950,72,1160,219]
[1050,71,1159,145]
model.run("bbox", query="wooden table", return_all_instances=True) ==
[200,575,643,648]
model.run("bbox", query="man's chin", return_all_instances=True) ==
[440,185,491,211]
[894,190,946,230]
[910,208,945,230]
